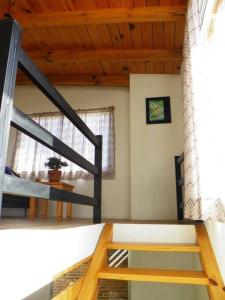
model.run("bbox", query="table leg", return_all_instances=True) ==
[29,197,36,219]
[66,203,72,219]
[40,199,48,218]
[56,201,63,221]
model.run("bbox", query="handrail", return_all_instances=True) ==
[175,153,184,220]
[176,153,184,165]
[11,106,98,175]
[18,48,99,147]
[0,19,102,223]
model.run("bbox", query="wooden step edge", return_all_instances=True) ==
[98,267,209,286]
[195,224,225,298]
[106,242,201,253]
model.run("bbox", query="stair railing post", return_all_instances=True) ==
[175,156,184,220]
[93,135,102,223]
[0,20,21,217]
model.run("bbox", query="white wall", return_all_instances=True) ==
[0,223,104,300]
[113,224,208,300]
[129,252,205,300]
[130,75,183,220]
[7,85,130,219]
[113,224,196,243]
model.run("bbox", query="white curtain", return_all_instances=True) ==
[12,107,115,180]
[183,0,225,222]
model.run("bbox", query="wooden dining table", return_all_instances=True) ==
[29,181,75,221]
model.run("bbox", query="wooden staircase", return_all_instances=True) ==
[54,223,225,300]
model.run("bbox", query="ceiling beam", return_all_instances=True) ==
[16,74,129,87]
[8,6,186,28]
[27,48,183,63]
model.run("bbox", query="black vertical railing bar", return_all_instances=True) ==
[18,48,99,147]
[175,154,184,221]
[93,135,102,223]
[0,19,21,217]
[0,19,103,223]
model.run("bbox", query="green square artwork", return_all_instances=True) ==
[149,100,165,121]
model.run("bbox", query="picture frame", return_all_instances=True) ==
[146,96,171,124]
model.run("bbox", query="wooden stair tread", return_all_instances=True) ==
[107,242,201,252]
[98,267,209,285]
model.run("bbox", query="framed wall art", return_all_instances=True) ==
[146,96,171,124]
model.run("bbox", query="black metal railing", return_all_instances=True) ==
[0,19,102,223]
[175,153,184,221]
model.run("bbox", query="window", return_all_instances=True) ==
[11,107,115,180]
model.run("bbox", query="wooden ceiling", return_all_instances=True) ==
[0,0,187,87]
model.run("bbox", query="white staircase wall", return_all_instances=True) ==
[129,251,205,300]
[113,224,197,243]
[0,224,104,300]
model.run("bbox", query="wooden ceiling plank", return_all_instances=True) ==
[133,0,147,7]
[147,0,160,6]
[174,20,185,48]
[17,74,129,87]
[145,61,155,73]
[75,61,90,74]
[153,22,164,48]
[26,28,53,50]
[76,25,95,50]
[109,61,125,75]
[95,25,114,48]
[108,0,122,8]
[60,0,76,11]
[154,61,164,73]
[164,61,174,73]
[21,29,42,51]
[130,23,143,48]
[127,61,137,73]
[101,61,113,75]
[160,0,173,5]
[94,0,109,8]
[141,23,154,48]
[164,22,175,48]
[118,23,133,49]
[136,61,146,73]
[28,48,182,62]
[86,24,105,49]
[62,26,84,50]
[0,0,9,17]
[8,6,186,28]
[173,0,186,5]
[83,61,98,75]
[107,24,124,49]
[173,60,181,73]
[75,0,97,9]
[121,0,134,7]
[88,61,104,75]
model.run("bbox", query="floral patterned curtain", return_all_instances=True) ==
[11,107,115,180]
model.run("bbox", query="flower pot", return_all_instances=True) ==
[48,169,62,182]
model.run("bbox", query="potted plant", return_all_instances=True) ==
[45,157,68,182]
